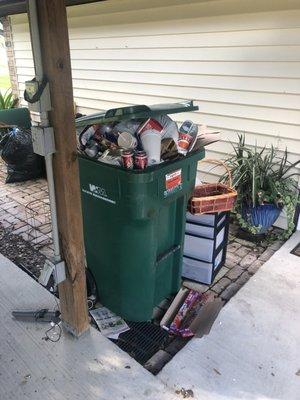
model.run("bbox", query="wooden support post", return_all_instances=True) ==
[36,0,89,336]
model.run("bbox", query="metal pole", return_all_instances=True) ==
[44,154,61,263]
[27,0,61,264]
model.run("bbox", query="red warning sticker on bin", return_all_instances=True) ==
[164,169,182,197]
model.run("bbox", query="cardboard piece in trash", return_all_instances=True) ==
[189,297,224,338]
[161,138,179,161]
[192,131,220,151]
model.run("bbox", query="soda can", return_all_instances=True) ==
[121,149,134,169]
[134,151,148,170]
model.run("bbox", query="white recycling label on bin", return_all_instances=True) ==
[82,183,117,204]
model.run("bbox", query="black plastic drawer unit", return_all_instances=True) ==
[182,211,230,284]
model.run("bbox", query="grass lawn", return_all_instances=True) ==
[0,43,11,91]
[0,74,11,91]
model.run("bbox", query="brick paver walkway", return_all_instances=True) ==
[0,160,53,259]
[0,159,283,301]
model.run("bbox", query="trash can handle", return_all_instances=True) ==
[156,244,181,266]
[105,105,150,119]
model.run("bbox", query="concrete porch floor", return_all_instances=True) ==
[0,253,174,400]
[159,231,300,400]
[0,232,299,399]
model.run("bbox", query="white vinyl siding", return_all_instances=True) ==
[10,0,300,192]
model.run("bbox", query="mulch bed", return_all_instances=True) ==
[0,224,46,279]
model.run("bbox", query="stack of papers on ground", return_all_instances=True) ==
[90,306,130,339]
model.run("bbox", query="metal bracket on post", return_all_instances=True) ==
[24,78,51,112]
[31,126,56,156]
[61,320,89,339]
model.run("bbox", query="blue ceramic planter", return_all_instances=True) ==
[241,204,281,234]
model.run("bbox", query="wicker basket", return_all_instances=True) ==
[188,159,237,214]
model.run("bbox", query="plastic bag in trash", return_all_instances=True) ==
[156,114,178,141]
[112,120,141,137]
[77,125,95,149]
[1,128,45,184]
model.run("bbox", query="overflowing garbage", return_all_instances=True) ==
[77,112,219,170]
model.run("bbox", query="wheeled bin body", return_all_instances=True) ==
[77,102,205,321]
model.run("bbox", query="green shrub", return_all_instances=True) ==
[0,89,18,110]
[223,134,300,239]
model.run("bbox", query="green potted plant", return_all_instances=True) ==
[223,134,300,240]
[0,88,19,110]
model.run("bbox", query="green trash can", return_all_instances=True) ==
[77,101,205,321]
[0,107,31,129]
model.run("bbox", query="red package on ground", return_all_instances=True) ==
[169,290,202,335]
